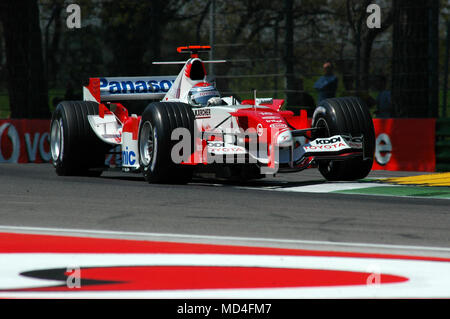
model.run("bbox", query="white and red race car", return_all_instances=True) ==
[50,45,375,183]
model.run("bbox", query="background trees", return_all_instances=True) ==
[391,0,439,117]
[0,0,49,118]
[0,0,447,118]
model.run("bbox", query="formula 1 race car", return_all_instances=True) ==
[50,45,375,183]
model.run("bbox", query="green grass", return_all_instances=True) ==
[439,89,450,117]
[336,185,450,199]
[0,92,9,118]
[48,89,67,113]
[0,89,66,119]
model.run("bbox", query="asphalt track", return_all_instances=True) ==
[0,163,449,258]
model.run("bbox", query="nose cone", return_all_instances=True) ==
[276,130,293,147]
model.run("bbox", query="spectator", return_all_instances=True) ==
[375,75,392,118]
[314,62,338,103]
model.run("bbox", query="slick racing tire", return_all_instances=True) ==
[312,97,375,181]
[138,102,196,184]
[50,101,110,176]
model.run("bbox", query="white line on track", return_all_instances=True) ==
[273,182,394,193]
[237,182,394,193]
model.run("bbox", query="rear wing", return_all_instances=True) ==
[83,46,219,103]
[83,76,176,103]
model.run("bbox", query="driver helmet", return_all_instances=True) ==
[187,82,220,106]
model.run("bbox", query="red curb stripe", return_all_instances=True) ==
[1,232,449,262]
[13,266,408,292]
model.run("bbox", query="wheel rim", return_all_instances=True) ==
[315,117,330,138]
[139,121,157,167]
[50,119,63,162]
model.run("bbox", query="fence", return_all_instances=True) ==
[0,0,448,120]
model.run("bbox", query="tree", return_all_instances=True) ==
[100,0,195,76]
[346,0,394,92]
[42,0,64,87]
[0,24,5,85]
[391,0,439,117]
[284,0,295,106]
[186,0,282,94]
[0,0,50,118]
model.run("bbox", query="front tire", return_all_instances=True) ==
[312,97,375,181]
[138,102,196,184]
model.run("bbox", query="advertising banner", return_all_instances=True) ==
[372,119,436,172]
[0,118,437,172]
[0,120,51,163]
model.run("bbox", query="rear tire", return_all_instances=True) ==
[138,102,196,184]
[312,97,375,181]
[50,101,110,176]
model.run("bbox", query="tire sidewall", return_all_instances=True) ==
[50,105,69,175]
[138,102,195,184]
[50,101,110,176]
[138,104,170,182]
[312,97,375,181]
[138,115,157,180]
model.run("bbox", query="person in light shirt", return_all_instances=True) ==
[314,62,338,103]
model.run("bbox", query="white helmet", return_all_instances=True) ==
[187,82,220,106]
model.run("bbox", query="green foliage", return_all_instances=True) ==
[0,0,447,118]
[0,92,9,118]
[0,89,67,118]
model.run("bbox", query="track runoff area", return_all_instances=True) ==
[0,165,449,300]
[243,171,450,199]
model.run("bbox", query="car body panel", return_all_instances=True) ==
[81,46,363,174]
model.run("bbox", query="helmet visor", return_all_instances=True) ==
[190,88,220,106]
